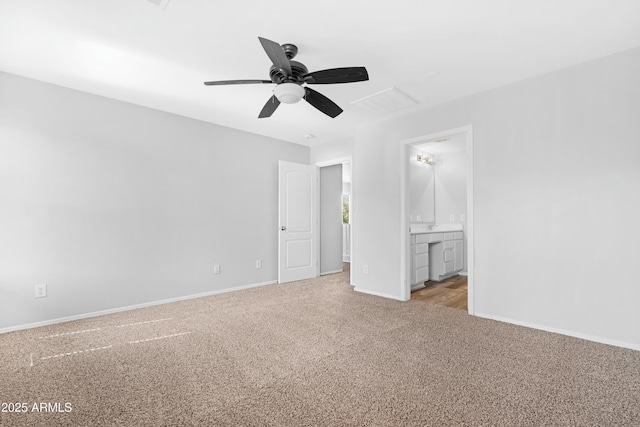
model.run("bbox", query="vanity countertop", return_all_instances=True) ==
[410,224,463,234]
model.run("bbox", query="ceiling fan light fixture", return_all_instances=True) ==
[274,83,305,104]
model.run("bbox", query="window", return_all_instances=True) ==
[342,194,350,224]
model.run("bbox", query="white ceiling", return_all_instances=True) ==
[1,0,639,147]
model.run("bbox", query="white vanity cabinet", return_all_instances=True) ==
[410,229,464,287]
[429,231,464,281]
[454,239,464,272]
[410,234,430,287]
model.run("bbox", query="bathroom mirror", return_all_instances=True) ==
[409,145,435,223]
[412,134,468,226]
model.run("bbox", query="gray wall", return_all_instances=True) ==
[353,47,640,349]
[0,72,309,331]
[320,164,343,275]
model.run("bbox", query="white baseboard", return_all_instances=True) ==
[354,287,404,301]
[474,312,640,352]
[0,280,277,335]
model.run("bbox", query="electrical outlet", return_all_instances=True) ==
[460,214,466,222]
[363,264,369,274]
[449,214,455,222]
[256,260,262,269]
[416,215,422,221]
[35,283,47,298]
[214,264,220,274]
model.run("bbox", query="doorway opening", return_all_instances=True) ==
[400,126,474,314]
[316,157,354,286]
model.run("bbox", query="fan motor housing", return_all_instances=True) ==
[269,60,308,84]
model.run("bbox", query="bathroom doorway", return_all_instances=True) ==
[400,126,474,314]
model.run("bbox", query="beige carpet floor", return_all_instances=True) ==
[1,269,639,426]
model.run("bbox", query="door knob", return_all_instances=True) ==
[280,226,287,231]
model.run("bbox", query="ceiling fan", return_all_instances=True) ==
[204,37,369,118]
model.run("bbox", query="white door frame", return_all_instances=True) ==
[315,156,354,286]
[399,126,474,314]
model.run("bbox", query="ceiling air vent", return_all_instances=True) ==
[351,87,419,115]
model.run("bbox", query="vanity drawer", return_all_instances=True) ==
[415,234,431,244]
[444,232,456,241]
[443,241,455,250]
[454,231,463,240]
[414,242,429,255]
[415,252,429,268]
[428,233,444,242]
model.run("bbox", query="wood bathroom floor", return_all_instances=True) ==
[411,275,468,311]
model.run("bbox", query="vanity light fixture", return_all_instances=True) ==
[417,154,434,165]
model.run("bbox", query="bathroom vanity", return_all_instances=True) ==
[410,225,464,290]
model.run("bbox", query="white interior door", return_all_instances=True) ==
[278,160,318,283]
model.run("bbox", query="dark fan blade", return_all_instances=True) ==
[204,80,272,86]
[258,95,281,118]
[303,67,369,84]
[258,37,292,76]
[304,87,343,118]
